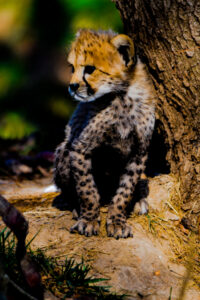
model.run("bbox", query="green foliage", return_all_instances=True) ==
[0,63,24,98]
[168,287,173,300]
[0,112,36,139]
[49,98,75,119]
[61,0,123,42]
[146,214,158,234]
[30,250,126,299]
[0,227,126,299]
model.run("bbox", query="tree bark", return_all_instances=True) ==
[113,0,200,231]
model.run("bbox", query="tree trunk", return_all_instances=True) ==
[113,0,200,231]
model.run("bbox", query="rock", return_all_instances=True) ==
[146,175,177,211]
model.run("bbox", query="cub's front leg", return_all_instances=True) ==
[69,148,101,237]
[106,152,148,239]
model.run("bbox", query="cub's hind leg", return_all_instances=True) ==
[54,124,72,190]
[53,141,78,211]
[54,141,70,190]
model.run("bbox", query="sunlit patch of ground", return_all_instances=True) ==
[0,174,200,300]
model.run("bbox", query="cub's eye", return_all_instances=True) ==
[84,65,96,74]
[69,64,74,73]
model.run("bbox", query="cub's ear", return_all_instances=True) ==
[111,34,135,67]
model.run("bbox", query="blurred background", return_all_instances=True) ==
[0,0,122,176]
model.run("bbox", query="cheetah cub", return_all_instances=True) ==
[54,29,155,239]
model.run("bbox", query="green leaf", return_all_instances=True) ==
[0,63,24,98]
[0,112,36,139]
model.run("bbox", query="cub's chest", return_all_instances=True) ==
[113,105,136,140]
[116,116,134,139]
[103,123,136,156]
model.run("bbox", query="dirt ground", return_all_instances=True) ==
[0,174,200,300]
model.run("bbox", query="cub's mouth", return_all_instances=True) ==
[68,83,96,102]
[68,86,100,103]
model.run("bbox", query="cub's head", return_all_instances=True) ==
[67,29,135,102]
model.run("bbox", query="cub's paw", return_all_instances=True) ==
[70,218,100,237]
[106,220,133,239]
[138,199,149,215]
[134,199,149,215]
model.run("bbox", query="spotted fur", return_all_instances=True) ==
[54,29,155,239]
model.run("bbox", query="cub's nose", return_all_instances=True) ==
[69,83,79,93]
